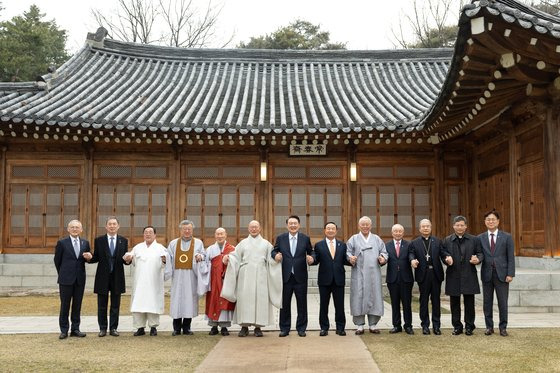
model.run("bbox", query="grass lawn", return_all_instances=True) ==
[0,333,218,372]
[362,329,560,372]
[0,294,204,316]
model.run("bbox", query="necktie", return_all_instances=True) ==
[73,239,80,258]
[396,241,400,258]
[490,233,496,255]
[329,240,335,259]
[290,236,296,257]
[109,236,115,256]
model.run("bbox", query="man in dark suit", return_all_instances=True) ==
[385,224,414,335]
[310,222,350,336]
[53,219,91,340]
[272,215,314,337]
[84,216,129,337]
[409,219,452,335]
[443,216,483,336]
[478,210,515,337]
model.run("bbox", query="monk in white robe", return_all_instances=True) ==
[165,219,207,336]
[125,226,168,336]
[221,220,282,337]
[347,216,388,335]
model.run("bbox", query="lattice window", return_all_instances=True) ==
[308,167,342,179]
[360,184,432,240]
[7,184,80,248]
[48,166,80,178]
[274,167,306,178]
[136,166,167,178]
[272,185,344,241]
[395,166,431,178]
[12,166,44,178]
[222,166,254,179]
[99,166,133,178]
[361,166,392,178]
[95,184,168,246]
[184,185,257,246]
[187,167,219,178]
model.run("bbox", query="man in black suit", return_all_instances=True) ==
[84,216,129,337]
[310,222,349,336]
[385,224,414,335]
[272,215,314,337]
[443,216,483,336]
[478,210,515,337]
[409,219,452,335]
[53,219,91,339]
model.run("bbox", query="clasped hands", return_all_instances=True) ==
[273,252,314,265]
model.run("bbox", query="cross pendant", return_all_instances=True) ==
[425,253,430,261]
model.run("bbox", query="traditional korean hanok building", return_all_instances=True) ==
[0,0,558,309]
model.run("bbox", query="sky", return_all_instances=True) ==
[1,0,463,52]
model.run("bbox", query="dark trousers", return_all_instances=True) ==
[387,280,413,329]
[279,273,308,333]
[450,294,475,331]
[318,283,345,332]
[59,282,85,333]
[97,289,122,331]
[483,268,509,330]
[173,318,192,332]
[418,269,442,328]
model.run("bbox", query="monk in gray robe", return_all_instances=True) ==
[221,220,282,337]
[165,219,208,336]
[347,216,388,334]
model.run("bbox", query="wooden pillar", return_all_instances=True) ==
[508,129,518,254]
[433,148,445,237]
[0,145,6,253]
[170,147,181,239]
[83,145,94,242]
[544,107,560,257]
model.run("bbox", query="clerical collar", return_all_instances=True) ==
[422,236,430,241]
[456,235,463,239]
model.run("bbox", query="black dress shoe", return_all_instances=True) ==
[484,328,494,336]
[319,330,328,336]
[110,329,119,337]
[465,329,473,336]
[254,327,263,337]
[59,332,68,340]
[336,330,346,336]
[183,330,194,335]
[298,331,306,337]
[499,329,508,337]
[238,327,249,337]
[422,327,430,335]
[389,327,402,334]
[209,326,219,335]
[150,327,157,336]
[221,327,230,336]
[404,327,414,335]
[98,330,107,337]
[134,328,145,336]
[451,328,463,335]
[172,330,181,336]
[70,330,86,337]
[433,328,441,335]
[278,330,289,337]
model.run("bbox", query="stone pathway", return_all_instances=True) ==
[195,332,380,373]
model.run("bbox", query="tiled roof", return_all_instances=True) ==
[423,0,560,140]
[0,33,451,136]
